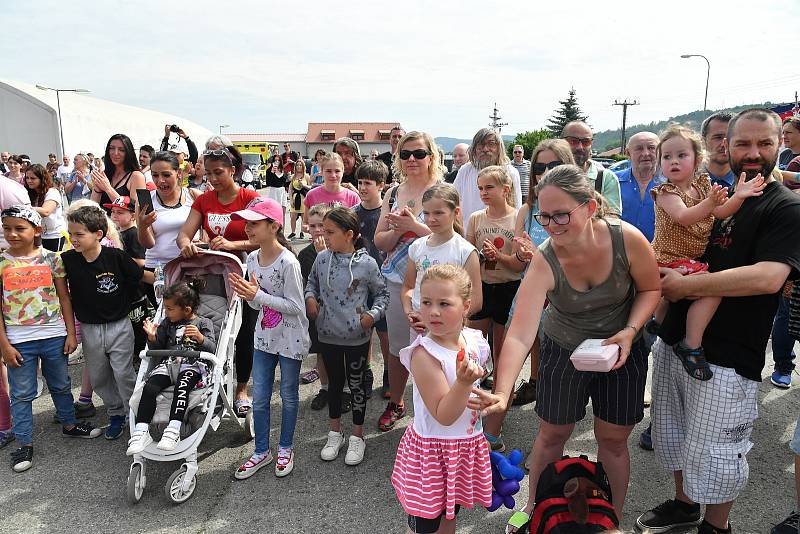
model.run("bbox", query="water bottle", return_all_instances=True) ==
[154,262,165,302]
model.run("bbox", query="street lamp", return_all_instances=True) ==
[35,85,89,157]
[219,124,230,135]
[680,54,710,115]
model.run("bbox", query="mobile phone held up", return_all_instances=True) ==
[136,188,154,214]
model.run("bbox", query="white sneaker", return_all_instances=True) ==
[156,427,180,451]
[126,430,153,456]
[320,431,344,461]
[344,435,366,466]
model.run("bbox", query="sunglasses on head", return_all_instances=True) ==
[532,160,563,175]
[399,149,431,160]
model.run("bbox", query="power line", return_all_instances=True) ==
[613,99,639,150]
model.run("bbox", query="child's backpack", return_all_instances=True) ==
[529,455,619,534]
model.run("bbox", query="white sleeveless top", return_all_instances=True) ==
[145,188,193,268]
[399,328,489,439]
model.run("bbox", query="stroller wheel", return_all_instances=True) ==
[244,410,255,440]
[165,465,196,504]
[126,463,144,504]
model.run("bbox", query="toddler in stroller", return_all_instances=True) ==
[127,280,216,455]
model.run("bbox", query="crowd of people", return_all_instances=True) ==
[1,109,799,534]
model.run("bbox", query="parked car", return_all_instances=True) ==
[593,157,616,168]
[609,159,631,173]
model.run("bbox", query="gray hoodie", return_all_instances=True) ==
[304,248,388,346]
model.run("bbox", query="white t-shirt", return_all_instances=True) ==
[407,233,476,310]
[41,188,66,240]
[56,164,73,185]
[399,328,489,438]
[453,162,522,224]
[144,188,194,268]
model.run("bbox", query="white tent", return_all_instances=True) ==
[0,78,214,163]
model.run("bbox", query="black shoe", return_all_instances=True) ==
[11,445,33,473]
[698,519,732,534]
[62,422,103,439]
[772,511,800,534]
[74,401,96,419]
[636,499,702,533]
[480,375,494,390]
[363,368,374,400]
[512,379,537,406]
[639,423,653,451]
[298,232,305,239]
[645,318,661,336]
[287,233,296,239]
[341,391,352,413]
[673,341,713,381]
[310,389,328,411]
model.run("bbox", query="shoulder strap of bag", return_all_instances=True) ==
[595,168,604,193]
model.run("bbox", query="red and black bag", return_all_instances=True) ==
[529,455,619,534]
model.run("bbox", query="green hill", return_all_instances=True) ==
[593,101,789,152]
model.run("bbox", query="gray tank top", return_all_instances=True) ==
[540,219,638,351]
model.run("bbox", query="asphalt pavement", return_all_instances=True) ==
[0,331,797,534]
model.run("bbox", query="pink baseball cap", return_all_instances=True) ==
[231,198,283,223]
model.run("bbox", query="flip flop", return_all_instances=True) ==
[506,509,532,534]
[234,399,252,418]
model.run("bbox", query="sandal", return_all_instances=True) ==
[673,341,713,381]
[234,399,253,418]
[506,509,532,534]
[300,368,320,384]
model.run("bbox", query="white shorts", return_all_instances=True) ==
[651,339,758,504]
[264,186,287,207]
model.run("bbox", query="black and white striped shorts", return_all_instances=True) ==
[535,332,648,426]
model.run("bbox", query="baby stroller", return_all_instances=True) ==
[126,250,253,504]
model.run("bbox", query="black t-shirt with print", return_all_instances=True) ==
[62,246,144,324]
[659,181,800,381]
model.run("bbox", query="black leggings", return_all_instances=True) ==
[320,342,370,425]
[136,369,202,424]
[234,291,257,385]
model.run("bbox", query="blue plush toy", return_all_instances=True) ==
[488,449,526,511]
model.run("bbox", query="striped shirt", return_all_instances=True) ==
[510,159,531,198]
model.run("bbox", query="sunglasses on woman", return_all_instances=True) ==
[533,201,588,226]
[532,160,563,176]
[399,149,431,160]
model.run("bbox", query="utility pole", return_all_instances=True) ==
[489,103,508,131]
[613,99,639,153]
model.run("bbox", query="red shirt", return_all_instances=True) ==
[191,187,260,241]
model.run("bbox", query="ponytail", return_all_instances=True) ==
[276,228,293,252]
[592,190,609,219]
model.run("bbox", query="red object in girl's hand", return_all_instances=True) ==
[457,348,465,362]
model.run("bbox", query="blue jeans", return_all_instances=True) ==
[252,350,301,454]
[7,336,75,445]
[772,296,796,374]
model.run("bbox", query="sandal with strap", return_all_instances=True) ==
[673,341,713,381]
[234,399,253,418]
[506,509,532,534]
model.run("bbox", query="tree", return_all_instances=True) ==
[547,88,589,137]
[506,129,552,160]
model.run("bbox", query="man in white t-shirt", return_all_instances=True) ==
[453,128,522,223]
[56,155,73,186]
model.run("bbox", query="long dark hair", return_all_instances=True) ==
[25,164,53,207]
[323,206,365,250]
[104,134,141,176]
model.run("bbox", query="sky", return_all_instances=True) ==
[4,0,799,139]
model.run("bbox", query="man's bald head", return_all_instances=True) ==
[452,143,469,169]
[626,131,658,180]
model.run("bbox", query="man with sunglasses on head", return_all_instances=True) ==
[453,128,522,223]
[510,144,531,202]
[561,121,622,216]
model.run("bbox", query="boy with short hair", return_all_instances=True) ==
[353,160,391,398]
[102,196,152,365]
[62,205,143,440]
[0,205,102,473]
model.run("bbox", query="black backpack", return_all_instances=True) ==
[529,455,619,534]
